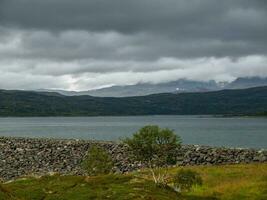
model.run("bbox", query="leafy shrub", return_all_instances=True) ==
[123,125,181,184]
[82,145,114,176]
[173,169,203,192]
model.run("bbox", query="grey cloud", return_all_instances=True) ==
[1,0,266,33]
[0,0,266,60]
[1,1,266,40]
[0,0,267,90]
[1,55,267,90]
[0,27,266,62]
[0,71,71,90]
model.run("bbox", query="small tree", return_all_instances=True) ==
[173,169,203,192]
[82,145,114,176]
[123,125,181,184]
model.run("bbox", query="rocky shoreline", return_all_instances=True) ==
[0,137,266,181]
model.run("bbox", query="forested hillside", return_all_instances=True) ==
[0,87,267,116]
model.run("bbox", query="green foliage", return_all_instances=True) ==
[173,169,203,192]
[124,125,181,167]
[123,125,181,185]
[82,145,114,176]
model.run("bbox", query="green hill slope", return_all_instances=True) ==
[0,86,267,116]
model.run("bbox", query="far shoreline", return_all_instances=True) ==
[0,114,266,118]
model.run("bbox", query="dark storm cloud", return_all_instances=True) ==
[0,0,267,90]
[1,0,266,35]
[1,0,267,58]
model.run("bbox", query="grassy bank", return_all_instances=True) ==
[1,163,266,200]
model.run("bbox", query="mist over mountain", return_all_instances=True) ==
[226,77,267,89]
[42,79,220,97]
[38,76,267,97]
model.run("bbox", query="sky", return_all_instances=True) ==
[0,0,267,91]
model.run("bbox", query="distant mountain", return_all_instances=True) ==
[1,86,267,116]
[226,77,267,89]
[38,79,221,97]
[88,80,221,97]
[36,76,267,97]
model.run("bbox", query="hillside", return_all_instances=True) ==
[0,86,267,116]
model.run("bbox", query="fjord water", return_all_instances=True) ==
[0,116,266,148]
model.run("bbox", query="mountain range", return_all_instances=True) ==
[1,86,267,117]
[37,76,267,97]
[226,77,267,89]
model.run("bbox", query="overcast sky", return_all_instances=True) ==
[0,0,267,90]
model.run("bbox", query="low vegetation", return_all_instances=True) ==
[173,169,203,192]
[123,125,181,185]
[82,145,114,176]
[0,163,266,200]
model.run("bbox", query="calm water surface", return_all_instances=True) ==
[0,116,266,148]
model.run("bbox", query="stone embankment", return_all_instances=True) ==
[0,137,266,181]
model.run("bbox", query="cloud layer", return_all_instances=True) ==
[0,0,266,90]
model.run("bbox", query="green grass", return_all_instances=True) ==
[169,163,267,200]
[0,163,266,200]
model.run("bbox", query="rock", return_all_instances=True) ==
[0,136,266,181]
